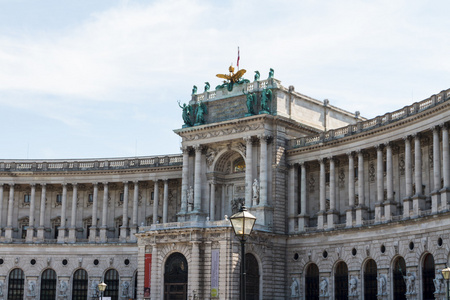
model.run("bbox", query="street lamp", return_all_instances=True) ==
[230,205,256,300]
[442,267,450,300]
[98,282,107,300]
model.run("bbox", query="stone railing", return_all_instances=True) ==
[290,88,450,148]
[0,154,183,173]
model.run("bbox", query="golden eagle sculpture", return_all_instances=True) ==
[216,65,246,83]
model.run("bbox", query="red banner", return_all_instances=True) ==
[144,254,152,298]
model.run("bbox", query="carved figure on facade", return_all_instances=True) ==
[252,179,260,204]
[377,273,387,295]
[403,272,415,294]
[90,280,99,298]
[187,186,194,211]
[434,269,445,294]
[254,71,260,81]
[206,148,216,166]
[319,277,328,296]
[260,88,272,114]
[59,280,68,298]
[178,101,193,127]
[121,281,130,298]
[195,100,207,125]
[27,280,36,297]
[290,277,300,297]
[349,275,358,296]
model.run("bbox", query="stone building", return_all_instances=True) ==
[0,68,448,300]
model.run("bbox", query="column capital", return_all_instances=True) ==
[72,183,78,187]
[122,181,129,185]
[317,157,325,164]
[431,125,440,133]
[375,144,384,151]
[208,180,216,185]
[346,151,354,157]
[102,182,108,186]
[356,149,365,155]
[440,122,449,130]
[327,156,334,162]
[163,178,169,183]
[40,183,46,187]
[62,183,67,187]
[384,141,393,148]
[193,144,203,152]
[30,183,36,187]
[412,132,421,140]
[402,135,412,141]
[133,180,139,185]
[243,136,253,144]
[93,182,98,187]
[181,146,190,154]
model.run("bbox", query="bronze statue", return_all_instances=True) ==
[261,88,272,113]
[195,100,207,125]
[178,101,193,127]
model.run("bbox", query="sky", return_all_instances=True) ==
[0,0,449,159]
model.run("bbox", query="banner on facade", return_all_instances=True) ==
[211,249,219,297]
[144,254,152,297]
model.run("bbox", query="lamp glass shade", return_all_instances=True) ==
[442,267,450,280]
[98,282,107,292]
[230,206,256,237]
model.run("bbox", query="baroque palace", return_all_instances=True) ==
[0,67,449,300]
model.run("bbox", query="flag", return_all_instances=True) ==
[237,47,240,69]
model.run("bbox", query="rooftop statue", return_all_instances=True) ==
[178,101,193,127]
[260,88,272,114]
[268,68,274,78]
[195,100,207,125]
[254,70,260,81]
[192,85,197,95]
[204,82,210,92]
[216,65,249,91]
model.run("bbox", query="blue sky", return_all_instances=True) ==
[0,0,449,159]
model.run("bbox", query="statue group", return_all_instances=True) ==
[178,100,208,127]
[245,88,273,116]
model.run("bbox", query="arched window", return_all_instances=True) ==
[104,269,119,300]
[364,259,377,300]
[8,268,24,300]
[334,261,348,300]
[393,256,406,300]
[305,263,319,300]
[164,253,188,300]
[40,269,57,300]
[72,269,88,300]
[423,254,435,300]
[245,253,259,300]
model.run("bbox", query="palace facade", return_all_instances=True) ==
[0,70,449,300]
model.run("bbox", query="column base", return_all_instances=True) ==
[4,227,13,240]
[317,211,326,229]
[89,226,97,243]
[374,203,383,223]
[26,227,34,243]
[383,201,396,221]
[403,197,411,219]
[297,215,309,232]
[431,190,441,213]
[186,211,208,222]
[440,187,450,211]
[120,226,128,242]
[355,206,367,226]
[412,194,426,217]
[249,206,273,227]
[57,227,66,243]
[176,211,188,222]
[345,208,354,228]
[288,217,296,233]
[326,210,339,229]
[129,226,137,242]
[36,227,45,241]
[68,227,76,243]
[99,227,108,243]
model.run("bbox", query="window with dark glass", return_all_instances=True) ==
[305,263,319,300]
[164,253,188,300]
[245,253,259,300]
[8,268,24,300]
[104,269,119,300]
[334,262,348,300]
[364,259,377,300]
[24,194,30,203]
[393,257,406,300]
[88,194,93,203]
[40,269,57,300]
[72,269,88,300]
[422,254,435,300]
[56,194,62,204]
[119,193,124,203]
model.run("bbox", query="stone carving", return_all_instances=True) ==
[309,175,315,193]
[403,272,416,294]
[254,71,260,81]
[434,269,445,294]
[290,277,300,297]
[90,280,99,298]
[260,88,272,113]
[237,143,246,156]
[252,179,259,203]
[349,275,358,296]
[121,281,130,298]
[338,168,345,188]
[178,101,193,127]
[206,148,216,166]
[59,280,68,298]
[369,161,375,182]
[319,277,328,296]
[187,186,194,211]
[268,68,274,78]
[27,280,36,297]
[195,100,207,125]
[377,273,387,295]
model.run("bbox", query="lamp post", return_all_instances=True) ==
[442,267,450,300]
[230,206,256,300]
[98,282,107,300]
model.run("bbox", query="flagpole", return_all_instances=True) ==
[237,47,240,71]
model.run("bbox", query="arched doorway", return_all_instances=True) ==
[104,269,119,300]
[422,254,435,300]
[334,261,348,300]
[393,256,406,300]
[72,269,88,300]
[364,259,377,300]
[8,268,24,300]
[305,263,319,300]
[245,253,259,300]
[40,269,57,300]
[164,253,188,300]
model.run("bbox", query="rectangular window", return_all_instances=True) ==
[24,194,30,203]
[120,193,124,203]
[88,194,93,203]
[56,194,62,204]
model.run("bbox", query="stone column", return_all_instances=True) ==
[130,181,139,242]
[120,182,129,242]
[221,185,226,220]
[327,157,338,228]
[180,147,189,215]
[244,136,253,207]
[288,164,296,233]
[375,145,384,223]
[190,241,200,296]
[412,134,425,217]
[259,134,269,206]
[89,183,98,242]
[318,159,326,229]
[209,180,216,221]
[0,184,3,233]
[150,245,159,300]
[58,183,67,243]
[440,124,450,206]
[26,184,36,242]
[5,184,14,239]
[153,180,159,224]
[68,183,78,243]
[403,136,412,218]
[37,184,46,240]
[163,179,169,223]
[346,152,355,227]
[298,163,308,231]
[193,145,202,212]
[431,126,441,213]
[356,150,366,226]
[384,143,395,220]
[99,183,108,242]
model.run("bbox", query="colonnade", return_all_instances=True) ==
[288,124,450,233]
[0,179,174,243]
